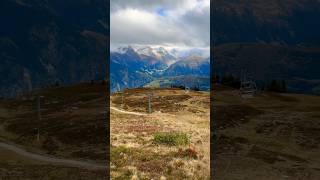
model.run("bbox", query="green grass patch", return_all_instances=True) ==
[153,132,189,146]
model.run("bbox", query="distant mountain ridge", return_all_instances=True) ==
[213,0,320,94]
[110,46,210,92]
[213,0,320,45]
[0,0,108,97]
[213,43,320,94]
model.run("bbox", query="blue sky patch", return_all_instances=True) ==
[155,7,167,16]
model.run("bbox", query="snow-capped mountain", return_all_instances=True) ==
[113,46,178,66]
[164,56,210,77]
[178,48,210,58]
[135,46,156,57]
[110,46,210,92]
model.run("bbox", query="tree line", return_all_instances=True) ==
[212,74,287,93]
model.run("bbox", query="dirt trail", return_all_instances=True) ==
[0,142,107,170]
[110,106,148,116]
[110,89,210,179]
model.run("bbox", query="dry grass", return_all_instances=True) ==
[212,85,320,180]
[0,83,108,179]
[111,88,210,179]
[0,83,108,168]
[0,144,107,179]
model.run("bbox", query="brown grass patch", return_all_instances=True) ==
[247,145,307,164]
[213,105,262,129]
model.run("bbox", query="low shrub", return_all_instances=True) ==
[110,146,131,167]
[177,147,198,159]
[153,132,189,146]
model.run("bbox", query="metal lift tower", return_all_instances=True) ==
[240,69,257,98]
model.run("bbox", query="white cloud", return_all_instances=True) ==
[110,0,210,50]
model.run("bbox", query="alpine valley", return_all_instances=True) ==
[110,46,210,92]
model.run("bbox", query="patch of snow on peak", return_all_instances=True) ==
[136,47,155,57]
[113,46,135,54]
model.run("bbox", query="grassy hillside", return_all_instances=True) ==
[110,88,210,179]
[212,84,320,179]
[144,75,210,90]
[0,83,108,161]
[0,149,106,179]
[0,83,109,178]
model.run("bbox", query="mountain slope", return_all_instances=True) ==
[0,0,108,96]
[213,43,320,94]
[111,88,210,179]
[213,0,320,94]
[110,47,155,92]
[212,85,320,179]
[110,46,210,92]
[0,83,108,178]
[213,0,320,45]
[164,56,210,77]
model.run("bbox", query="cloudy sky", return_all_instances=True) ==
[110,0,210,51]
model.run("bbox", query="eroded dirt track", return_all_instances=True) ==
[0,142,107,170]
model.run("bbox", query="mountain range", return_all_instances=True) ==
[1,0,320,95]
[213,0,320,45]
[110,46,210,92]
[213,0,320,94]
[0,0,108,97]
